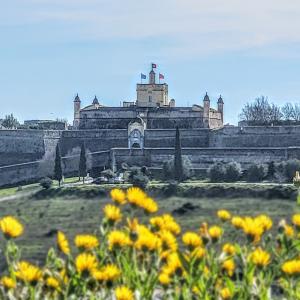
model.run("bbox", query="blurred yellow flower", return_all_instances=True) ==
[15,261,42,284]
[0,216,23,239]
[150,214,181,235]
[222,243,236,256]
[115,286,134,300]
[93,264,120,282]
[159,272,171,286]
[256,214,272,231]
[110,188,126,205]
[127,187,147,207]
[208,226,223,241]
[292,214,300,228]
[141,197,158,214]
[188,247,206,261]
[250,248,270,267]
[242,217,263,243]
[284,224,294,237]
[217,210,231,221]
[231,216,244,229]
[220,287,233,299]
[103,204,122,223]
[282,259,300,275]
[158,230,178,252]
[74,234,99,250]
[0,276,16,289]
[57,231,70,255]
[162,252,183,276]
[108,230,132,250]
[222,259,235,277]
[75,253,97,275]
[182,232,202,249]
[135,232,161,252]
[46,277,60,291]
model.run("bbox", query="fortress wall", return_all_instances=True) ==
[209,126,300,147]
[60,130,128,156]
[112,147,290,169]
[144,129,209,147]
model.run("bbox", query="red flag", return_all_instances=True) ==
[159,73,164,79]
[152,63,157,69]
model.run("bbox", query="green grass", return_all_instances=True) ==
[0,190,299,268]
[0,183,40,198]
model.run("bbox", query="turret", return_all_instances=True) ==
[149,69,156,84]
[73,93,81,129]
[203,92,210,128]
[217,95,224,124]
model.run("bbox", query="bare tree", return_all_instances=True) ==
[282,103,300,122]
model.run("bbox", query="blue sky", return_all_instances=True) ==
[1,0,300,125]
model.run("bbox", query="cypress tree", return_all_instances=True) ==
[79,142,87,183]
[174,126,183,182]
[54,144,63,187]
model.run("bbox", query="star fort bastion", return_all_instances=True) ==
[1,64,300,186]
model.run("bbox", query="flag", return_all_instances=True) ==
[159,73,164,80]
[141,73,146,80]
[152,63,157,69]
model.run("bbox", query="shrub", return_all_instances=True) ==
[40,177,53,189]
[207,162,226,182]
[127,167,149,189]
[224,162,242,182]
[267,161,275,179]
[284,159,300,182]
[246,164,266,182]
[163,156,193,181]
[163,180,178,197]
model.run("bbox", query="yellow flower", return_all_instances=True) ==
[46,277,60,291]
[282,259,300,275]
[217,210,231,221]
[242,217,263,243]
[141,197,158,214]
[0,216,23,238]
[220,287,233,299]
[159,272,171,286]
[256,214,272,231]
[188,247,206,261]
[161,252,183,276]
[208,226,223,241]
[108,230,132,250]
[15,261,42,284]
[135,231,161,252]
[182,232,202,249]
[93,264,121,282]
[222,243,236,256]
[231,216,244,229]
[110,188,126,205]
[75,253,97,275]
[115,286,134,300]
[284,224,294,237]
[222,259,235,277]
[292,214,300,228]
[74,234,99,250]
[0,276,16,289]
[103,204,122,223]
[57,231,70,255]
[150,214,181,235]
[127,187,147,207]
[249,248,270,267]
[158,230,178,252]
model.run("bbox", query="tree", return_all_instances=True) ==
[79,142,87,183]
[282,103,300,122]
[239,96,282,125]
[174,127,183,182]
[2,114,19,129]
[54,144,63,187]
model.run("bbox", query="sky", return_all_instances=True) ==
[1,0,300,125]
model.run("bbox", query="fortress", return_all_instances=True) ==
[1,65,300,186]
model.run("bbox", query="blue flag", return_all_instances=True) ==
[141,73,146,80]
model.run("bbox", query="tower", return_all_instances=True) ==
[73,94,81,129]
[218,95,224,124]
[203,92,210,128]
[149,69,156,84]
